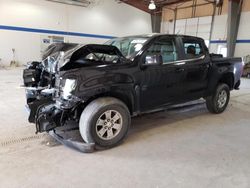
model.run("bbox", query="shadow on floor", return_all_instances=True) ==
[40,101,209,152]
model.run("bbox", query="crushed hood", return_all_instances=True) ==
[67,44,124,61]
[41,43,126,72]
[42,43,79,60]
[42,43,124,61]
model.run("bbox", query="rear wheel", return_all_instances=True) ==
[79,97,131,149]
[206,83,230,114]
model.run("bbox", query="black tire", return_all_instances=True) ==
[206,83,230,114]
[79,97,131,149]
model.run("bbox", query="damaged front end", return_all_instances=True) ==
[23,44,81,133]
[34,78,81,133]
[23,43,125,134]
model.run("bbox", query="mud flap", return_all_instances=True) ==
[49,130,95,153]
[234,80,241,90]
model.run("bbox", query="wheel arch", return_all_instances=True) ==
[219,72,234,90]
[83,91,135,115]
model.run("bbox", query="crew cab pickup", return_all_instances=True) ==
[23,34,243,148]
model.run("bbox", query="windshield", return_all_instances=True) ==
[105,37,149,58]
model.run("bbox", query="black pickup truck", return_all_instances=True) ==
[23,34,243,148]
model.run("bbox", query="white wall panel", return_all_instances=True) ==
[0,0,151,65]
[0,30,41,65]
[235,44,250,57]
[234,12,250,57]
[175,19,186,34]
[210,13,250,57]
[209,15,227,54]
[161,21,174,34]
[210,15,227,41]
[185,18,198,36]
[162,16,211,39]
[237,12,250,39]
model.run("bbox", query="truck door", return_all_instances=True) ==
[180,37,210,100]
[139,36,186,111]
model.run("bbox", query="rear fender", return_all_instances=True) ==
[219,73,234,90]
[207,64,235,95]
[207,70,235,95]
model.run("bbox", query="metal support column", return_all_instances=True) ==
[208,3,216,49]
[173,8,177,34]
[227,0,243,57]
[151,9,162,33]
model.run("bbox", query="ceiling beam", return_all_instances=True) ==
[45,0,90,7]
[120,0,150,13]
[120,0,194,13]
[157,0,192,6]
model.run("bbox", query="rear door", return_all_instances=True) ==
[139,36,186,111]
[180,37,210,99]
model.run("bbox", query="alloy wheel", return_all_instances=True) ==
[95,110,123,140]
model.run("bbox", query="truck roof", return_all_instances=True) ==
[115,33,204,41]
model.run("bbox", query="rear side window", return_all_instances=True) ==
[183,39,204,59]
[146,38,178,64]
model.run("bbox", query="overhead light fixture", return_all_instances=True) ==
[148,0,156,10]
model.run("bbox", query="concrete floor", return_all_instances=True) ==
[0,68,250,188]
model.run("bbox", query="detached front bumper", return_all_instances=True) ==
[35,103,64,133]
[25,88,53,123]
[25,86,59,132]
[49,130,95,153]
[26,89,81,134]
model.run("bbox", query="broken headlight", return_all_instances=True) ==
[42,55,57,73]
[61,79,76,100]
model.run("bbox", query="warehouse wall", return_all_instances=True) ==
[0,0,151,66]
[161,16,212,45]
[162,0,250,21]
[210,11,250,58]
[162,13,250,58]
[162,0,250,58]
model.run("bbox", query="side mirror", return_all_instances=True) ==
[144,54,163,66]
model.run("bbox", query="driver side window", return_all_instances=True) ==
[146,38,178,64]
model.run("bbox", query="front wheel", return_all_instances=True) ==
[206,83,230,114]
[79,97,131,149]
